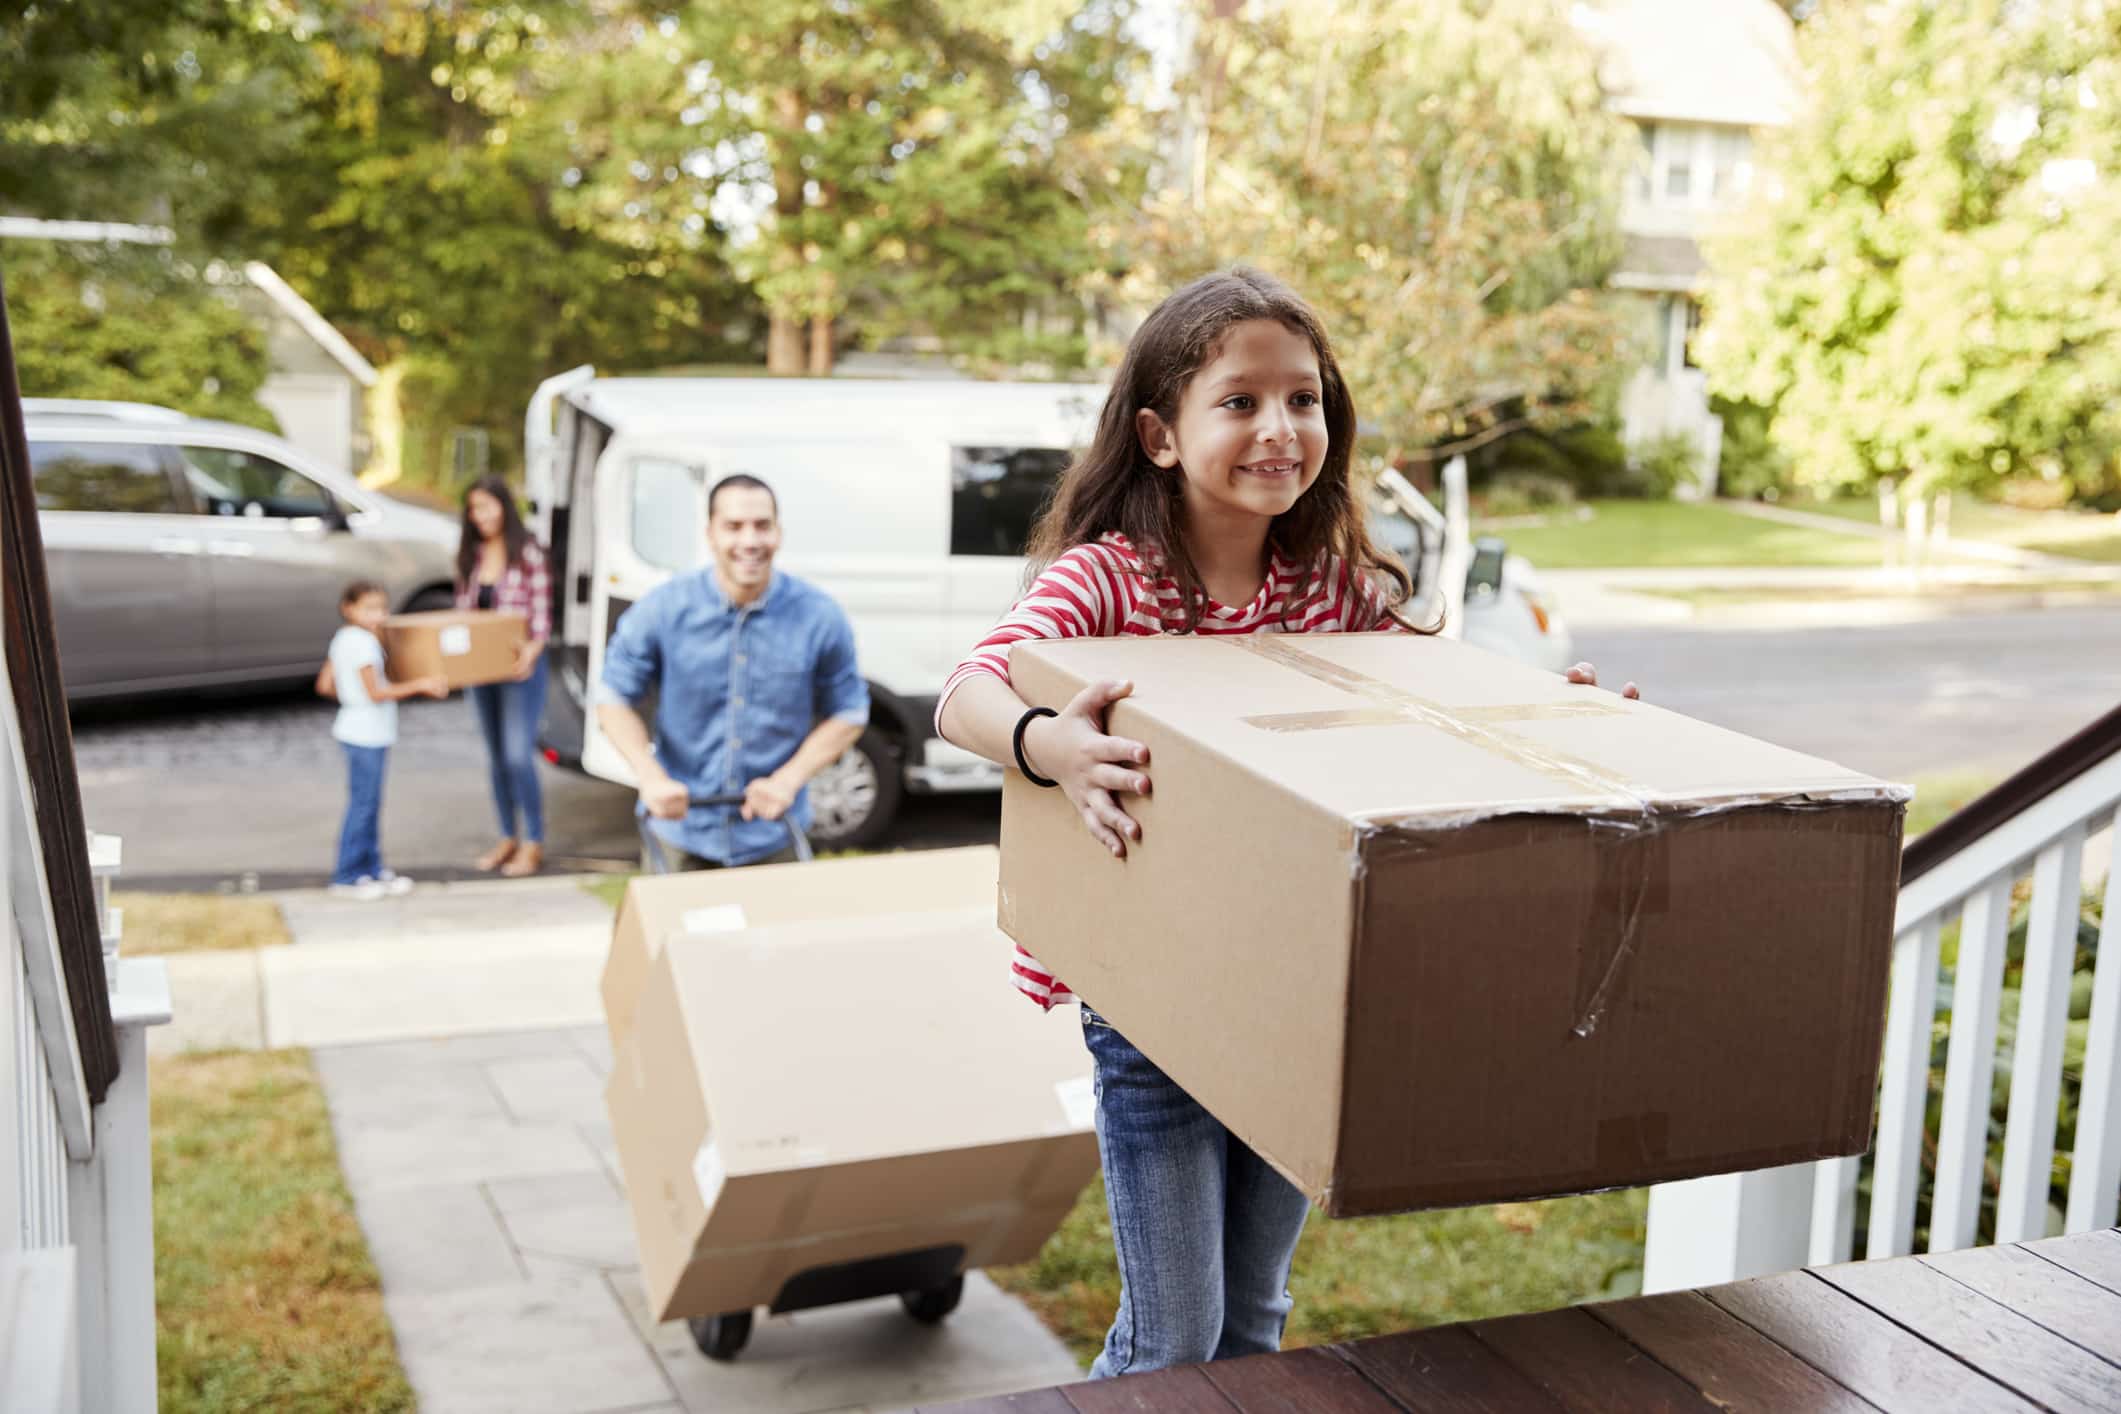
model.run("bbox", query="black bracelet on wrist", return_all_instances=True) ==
[1012,707,1060,788]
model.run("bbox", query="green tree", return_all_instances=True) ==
[2,240,275,428]
[1699,0,2121,505]
[610,0,1150,373]
[1116,0,1635,467]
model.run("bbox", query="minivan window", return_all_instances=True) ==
[180,446,334,519]
[631,457,702,572]
[30,441,187,514]
[950,446,1070,557]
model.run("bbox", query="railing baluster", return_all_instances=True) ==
[1869,916,1942,1259]
[1809,1154,1859,1265]
[1930,874,2014,1252]
[2065,842,2121,1232]
[1996,823,2087,1243]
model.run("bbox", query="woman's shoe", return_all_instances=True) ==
[500,842,544,878]
[475,838,518,872]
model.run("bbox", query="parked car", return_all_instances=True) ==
[524,369,1574,851]
[25,399,460,700]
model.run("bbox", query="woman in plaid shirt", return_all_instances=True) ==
[457,476,553,877]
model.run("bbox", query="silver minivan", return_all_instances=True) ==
[26,399,461,700]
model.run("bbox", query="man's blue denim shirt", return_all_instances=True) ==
[597,569,868,864]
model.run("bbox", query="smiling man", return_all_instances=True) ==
[595,473,868,868]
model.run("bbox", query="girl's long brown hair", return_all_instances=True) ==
[1026,268,1429,633]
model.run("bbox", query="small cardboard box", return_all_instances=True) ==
[607,906,1099,1321]
[382,609,525,689]
[1000,632,1908,1218]
[603,845,1000,1052]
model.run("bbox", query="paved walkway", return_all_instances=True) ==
[155,877,1086,1414]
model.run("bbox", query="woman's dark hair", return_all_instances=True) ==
[457,475,532,586]
[1025,267,1426,633]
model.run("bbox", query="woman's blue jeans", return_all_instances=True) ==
[1080,1004,1311,1380]
[467,656,546,843]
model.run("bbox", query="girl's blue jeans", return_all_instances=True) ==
[467,655,547,843]
[1080,1004,1311,1380]
[333,743,388,885]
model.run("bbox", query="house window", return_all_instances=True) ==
[950,446,1071,557]
[1665,146,1693,201]
[1635,123,1658,202]
[1710,129,1753,200]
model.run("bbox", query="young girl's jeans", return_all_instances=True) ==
[333,743,388,885]
[1080,1004,1311,1379]
[467,655,547,843]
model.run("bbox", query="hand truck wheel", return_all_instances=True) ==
[900,1274,965,1325]
[687,1310,753,1361]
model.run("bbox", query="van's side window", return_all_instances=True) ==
[179,446,334,519]
[632,457,703,572]
[950,446,1070,557]
[30,441,188,515]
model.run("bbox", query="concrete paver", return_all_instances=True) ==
[382,1264,676,1414]
[351,1183,525,1294]
[152,948,265,1055]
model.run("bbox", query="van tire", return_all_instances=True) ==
[805,726,902,851]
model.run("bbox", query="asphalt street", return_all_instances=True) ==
[70,606,2121,890]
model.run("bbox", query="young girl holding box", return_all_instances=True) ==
[936,268,1634,1378]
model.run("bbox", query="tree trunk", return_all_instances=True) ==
[806,314,834,376]
[768,315,806,374]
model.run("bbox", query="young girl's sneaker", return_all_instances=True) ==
[376,870,416,897]
[329,878,387,901]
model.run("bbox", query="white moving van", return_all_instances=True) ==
[524,369,1571,848]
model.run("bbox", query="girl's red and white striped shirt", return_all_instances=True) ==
[937,532,1400,1010]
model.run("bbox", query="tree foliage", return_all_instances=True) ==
[605,0,1150,373]
[1115,0,1634,465]
[1699,0,2121,504]
[2,240,275,429]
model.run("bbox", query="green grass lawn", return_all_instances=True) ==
[990,1177,1646,1367]
[1800,497,2121,564]
[1478,499,1908,569]
[154,1050,413,1413]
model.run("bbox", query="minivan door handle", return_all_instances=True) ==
[149,536,205,556]
[207,540,257,558]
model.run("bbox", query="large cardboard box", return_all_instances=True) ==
[1000,632,1907,1218]
[607,906,1099,1321]
[603,846,999,1051]
[382,609,525,689]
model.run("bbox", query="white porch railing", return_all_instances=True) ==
[1645,736,2121,1290]
[3,640,170,1410]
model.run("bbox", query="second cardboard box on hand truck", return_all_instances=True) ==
[601,845,1099,1360]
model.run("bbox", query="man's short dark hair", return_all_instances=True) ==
[340,579,386,607]
[708,473,778,520]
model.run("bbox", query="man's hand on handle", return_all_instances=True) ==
[640,773,689,821]
[1023,678,1153,861]
[741,772,798,823]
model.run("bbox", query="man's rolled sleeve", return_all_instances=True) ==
[814,606,869,726]
[596,595,661,708]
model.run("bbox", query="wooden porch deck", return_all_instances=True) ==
[931,1228,2121,1412]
